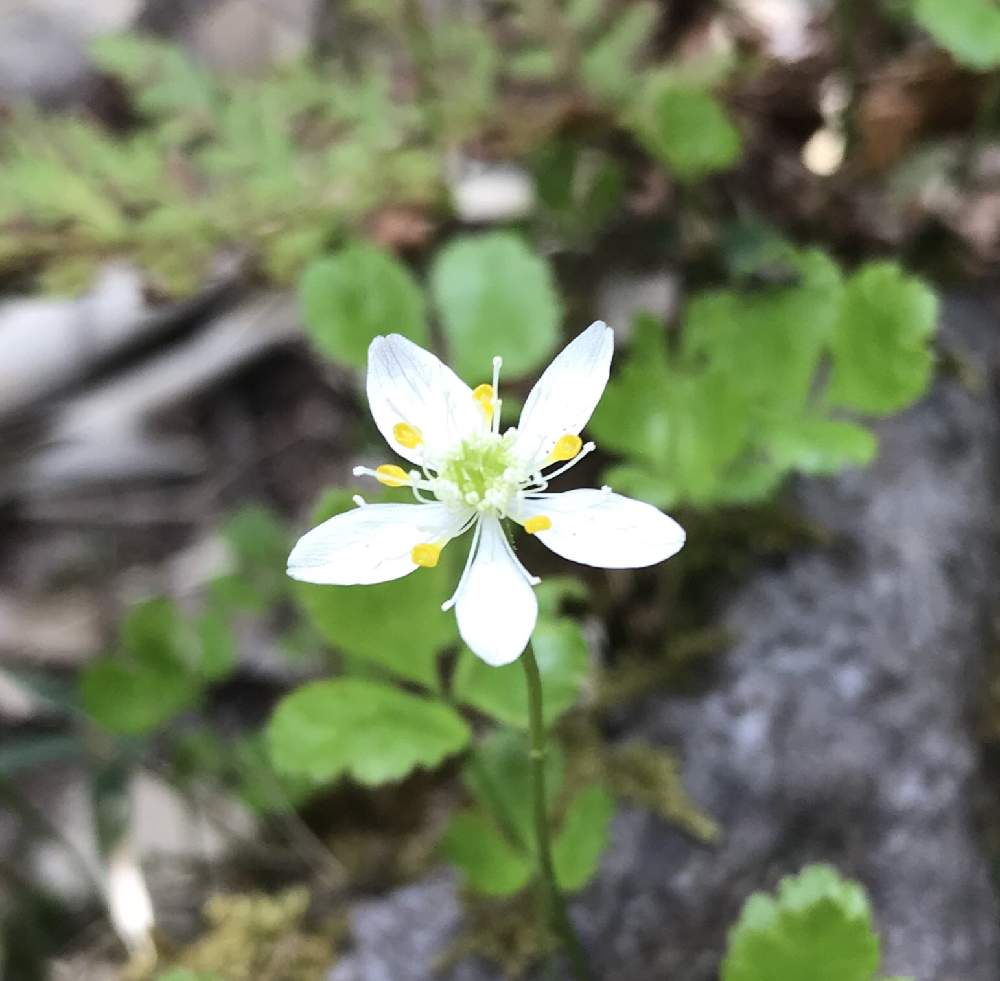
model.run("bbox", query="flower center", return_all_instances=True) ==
[433,431,522,515]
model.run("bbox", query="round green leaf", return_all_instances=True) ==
[826,262,938,415]
[913,0,1000,70]
[637,84,741,181]
[300,243,428,367]
[267,678,471,786]
[430,232,562,380]
[722,864,881,981]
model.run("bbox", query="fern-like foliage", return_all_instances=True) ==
[0,3,733,294]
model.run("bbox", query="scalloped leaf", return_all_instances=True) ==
[430,232,562,380]
[300,243,428,367]
[440,809,533,896]
[826,262,938,415]
[267,678,470,786]
[722,864,881,981]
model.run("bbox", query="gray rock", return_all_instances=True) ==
[327,873,467,981]
[139,0,320,73]
[332,294,1000,980]
[0,1,139,105]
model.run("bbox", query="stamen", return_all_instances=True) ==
[549,433,583,463]
[472,384,494,421]
[393,422,423,449]
[523,515,552,535]
[539,440,596,482]
[375,464,409,487]
[411,543,442,568]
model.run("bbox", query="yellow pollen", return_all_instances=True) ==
[411,542,442,568]
[524,515,552,534]
[375,464,409,487]
[393,422,423,449]
[549,434,583,463]
[472,383,494,419]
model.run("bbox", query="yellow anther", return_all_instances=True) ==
[472,383,495,419]
[375,464,409,487]
[411,543,442,568]
[524,515,552,535]
[393,422,423,449]
[549,434,583,463]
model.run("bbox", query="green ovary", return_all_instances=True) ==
[438,434,518,503]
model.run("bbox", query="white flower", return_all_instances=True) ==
[287,322,686,666]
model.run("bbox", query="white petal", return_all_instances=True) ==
[519,489,685,569]
[287,502,468,585]
[515,321,613,467]
[367,334,483,466]
[456,516,538,666]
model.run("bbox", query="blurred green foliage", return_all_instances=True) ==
[910,0,1000,69]
[441,729,614,897]
[722,864,911,981]
[299,243,429,366]
[80,599,233,736]
[0,0,742,294]
[429,233,563,380]
[591,251,937,509]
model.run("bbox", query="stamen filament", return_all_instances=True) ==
[442,516,483,611]
[499,526,541,585]
[491,357,502,435]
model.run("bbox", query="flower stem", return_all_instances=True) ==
[521,643,594,981]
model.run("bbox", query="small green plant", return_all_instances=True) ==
[591,247,937,508]
[301,230,563,377]
[722,864,912,981]
[80,599,234,736]
[0,37,442,293]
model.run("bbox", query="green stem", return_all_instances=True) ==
[834,0,859,154]
[521,644,593,981]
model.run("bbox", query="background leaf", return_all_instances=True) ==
[267,678,471,786]
[80,599,231,736]
[911,0,1000,70]
[553,783,615,891]
[293,490,458,689]
[430,232,562,380]
[767,418,877,475]
[300,243,428,367]
[440,810,533,896]
[635,84,741,180]
[453,617,590,729]
[464,729,563,852]
[826,262,938,415]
